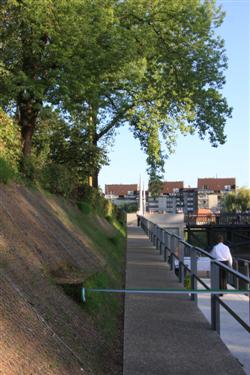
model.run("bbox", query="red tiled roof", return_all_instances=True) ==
[196,208,212,215]
[161,181,184,194]
[105,184,138,196]
[197,178,236,191]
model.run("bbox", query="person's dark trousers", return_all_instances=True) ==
[219,261,229,290]
[137,216,140,227]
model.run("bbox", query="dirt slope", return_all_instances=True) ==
[0,183,120,375]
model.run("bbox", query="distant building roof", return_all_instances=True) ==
[105,184,138,196]
[161,181,184,194]
[196,208,212,215]
[197,178,236,191]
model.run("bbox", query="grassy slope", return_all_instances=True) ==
[0,183,126,375]
[53,198,126,374]
[62,200,126,347]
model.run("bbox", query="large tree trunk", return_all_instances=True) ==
[21,125,34,156]
[17,96,40,157]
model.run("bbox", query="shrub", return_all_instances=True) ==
[39,163,77,197]
[77,201,92,215]
[0,158,16,184]
[0,108,21,167]
[20,155,38,181]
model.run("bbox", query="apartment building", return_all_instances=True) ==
[105,184,138,206]
[197,178,236,212]
[105,177,236,213]
[148,181,186,213]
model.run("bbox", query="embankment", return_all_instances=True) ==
[0,183,125,375]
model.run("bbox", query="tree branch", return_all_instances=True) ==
[96,103,134,141]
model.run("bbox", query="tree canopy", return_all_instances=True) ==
[222,189,250,213]
[0,0,232,187]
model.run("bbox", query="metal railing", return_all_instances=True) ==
[231,257,250,289]
[185,213,250,226]
[140,216,250,336]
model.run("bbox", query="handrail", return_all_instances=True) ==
[139,215,250,336]
[236,257,250,264]
[185,212,250,225]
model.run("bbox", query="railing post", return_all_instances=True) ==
[170,235,175,271]
[164,231,167,262]
[191,248,198,303]
[179,242,185,285]
[153,224,156,246]
[211,261,220,334]
[158,227,161,251]
[156,226,159,249]
[235,260,239,289]
[237,259,250,290]
[244,261,250,291]
[159,228,164,255]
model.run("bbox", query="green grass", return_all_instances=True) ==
[62,202,126,344]
[84,272,123,340]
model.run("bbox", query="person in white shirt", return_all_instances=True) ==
[211,234,233,290]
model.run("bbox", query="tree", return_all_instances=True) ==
[221,192,237,213]
[70,0,232,187]
[0,0,98,156]
[1,0,232,188]
[236,189,250,212]
[32,107,108,184]
[222,189,250,213]
[0,107,21,166]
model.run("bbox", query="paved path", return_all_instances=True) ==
[197,279,250,374]
[123,224,246,375]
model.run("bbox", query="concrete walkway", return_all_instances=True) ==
[197,279,250,374]
[123,224,246,375]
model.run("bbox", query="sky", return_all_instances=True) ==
[99,0,250,191]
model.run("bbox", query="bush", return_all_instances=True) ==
[20,155,37,181]
[77,201,92,215]
[0,108,21,166]
[39,163,77,197]
[0,158,16,184]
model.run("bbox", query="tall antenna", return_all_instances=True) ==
[143,181,146,214]
[139,175,143,215]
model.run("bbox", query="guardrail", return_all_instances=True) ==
[140,216,250,336]
[185,213,250,225]
[232,257,250,289]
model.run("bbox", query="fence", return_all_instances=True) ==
[185,213,250,226]
[140,216,250,336]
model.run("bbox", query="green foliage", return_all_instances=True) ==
[236,189,250,212]
[149,174,164,198]
[0,108,21,183]
[184,274,191,290]
[222,192,237,213]
[119,203,138,213]
[69,0,232,177]
[20,155,37,181]
[62,199,126,343]
[33,107,108,184]
[84,272,123,341]
[0,157,16,184]
[77,185,126,227]
[78,184,104,210]
[222,189,250,213]
[39,163,78,197]
[0,108,21,167]
[0,0,232,181]
[77,201,92,215]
